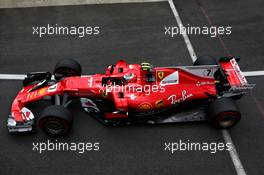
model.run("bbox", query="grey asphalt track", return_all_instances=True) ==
[0,1,263,175]
[174,0,264,174]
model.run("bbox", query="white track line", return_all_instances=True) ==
[243,71,264,77]
[0,74,26,80]
[222,130,246,175]
[167,0,247,175]
[0,0,166,9]
[167,0,197,62]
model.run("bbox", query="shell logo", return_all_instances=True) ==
[138,103,152,111]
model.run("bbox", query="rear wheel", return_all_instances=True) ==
[54,59,82,80]
[194,56,217,66]
[38,105,73,136]
[207,97,241,129]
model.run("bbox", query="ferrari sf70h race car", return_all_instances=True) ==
[8,56,254,136]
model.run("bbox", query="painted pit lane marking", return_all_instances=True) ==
[167,0,247,174]
[0,74,55,80]
[167,0,197,62]
[198,3,232,57]
[222,130,246,175]
[243,71,264,77]
[0,74,26,80]
[0,0,167,9]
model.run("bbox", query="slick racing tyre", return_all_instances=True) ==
[54,58,82,80]
[208,97,241,129]
[193,56,217,66]
[39,105,73,136]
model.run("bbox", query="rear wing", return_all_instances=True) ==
[218,57,255,95]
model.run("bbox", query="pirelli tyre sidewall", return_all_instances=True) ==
[39,105,73,136]
[208,97,241,129]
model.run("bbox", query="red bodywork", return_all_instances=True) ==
[11,59,247,123]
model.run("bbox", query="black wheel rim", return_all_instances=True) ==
[44,120,65,135]
[219,115,236,128]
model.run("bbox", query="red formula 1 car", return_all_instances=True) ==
[8,56,254,135]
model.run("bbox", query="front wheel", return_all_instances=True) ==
[207,97,241,129]
[54,58,82,80]
[38,105,73,136]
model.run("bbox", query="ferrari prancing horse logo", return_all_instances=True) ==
[157,71,165,80]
